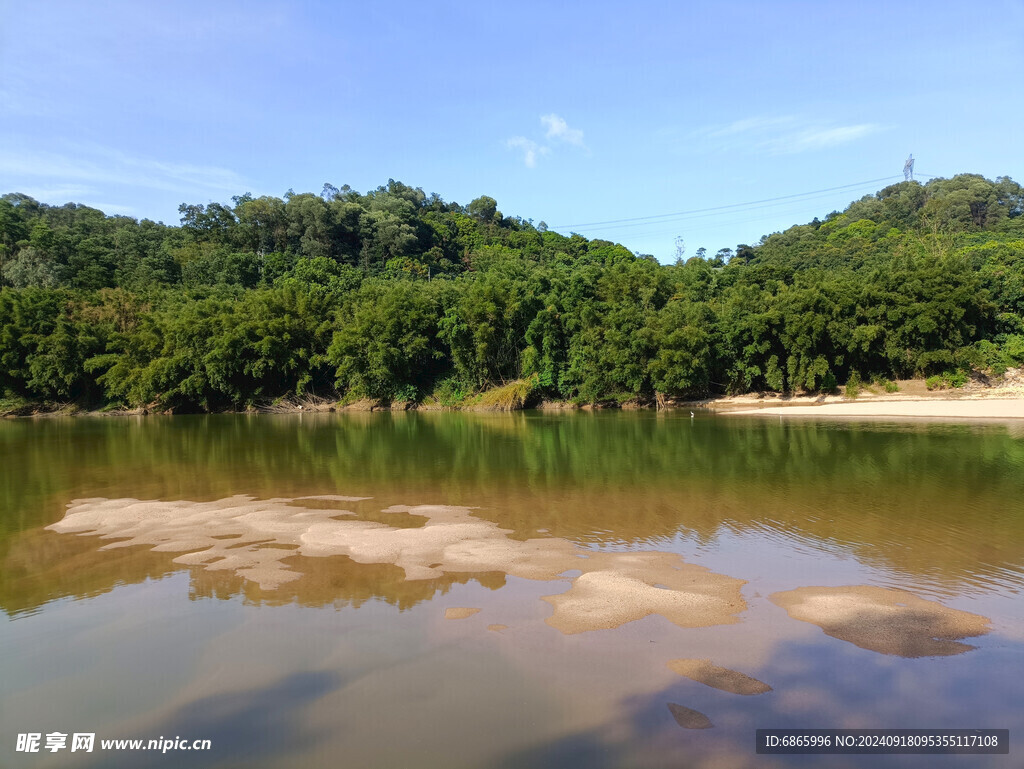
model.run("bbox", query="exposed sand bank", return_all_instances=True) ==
[542,560,743,634]
[770,585,991,657]
[48,498,994,654]
[444,607,481,620]
[48,495,747,633]
[667,658,771,695]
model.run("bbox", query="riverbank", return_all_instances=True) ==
[5,370,1024,418]
[725,398,1024,419]
[711,370,1024,419]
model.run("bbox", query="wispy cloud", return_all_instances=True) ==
[506,114,586,168]
[505,137,549,168]
[692,116,882,155]
[0,142,246,196]
[6,184,98,202]
[706,116,799,138]
[782,124,879,152]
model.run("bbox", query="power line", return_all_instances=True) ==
[579,202,861,241]
[551,176,902,230]
[621,176,943,242]
[565,180,894,235]
[606,199,865,242]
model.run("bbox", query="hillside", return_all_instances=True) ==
[1,174,1022,411]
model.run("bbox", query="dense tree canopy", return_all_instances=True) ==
[1,174,1022,410]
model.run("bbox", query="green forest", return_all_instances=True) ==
[1,174,1022,412]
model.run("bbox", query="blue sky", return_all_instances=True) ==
[2,0,1022,261]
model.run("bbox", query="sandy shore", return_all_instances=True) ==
[727,398,1024,419]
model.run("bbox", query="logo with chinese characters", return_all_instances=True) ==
[16,733,95,753]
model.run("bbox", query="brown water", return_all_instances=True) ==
[1,411,1022,768]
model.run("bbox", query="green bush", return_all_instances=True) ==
[1004,334,1024,366]
[972,335,1024,376]
[844,371,862,399]
[947,370,968,388]
[392,383,418,403]
[431,377,468,407]
[820,371,837,394]
[926,370,967,390]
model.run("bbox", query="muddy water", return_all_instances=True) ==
[1,411,1022,768]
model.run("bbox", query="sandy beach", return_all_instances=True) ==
[727,397,1024,419]
[711,370,1024,419]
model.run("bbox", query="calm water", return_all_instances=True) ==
[1,411,1022,768]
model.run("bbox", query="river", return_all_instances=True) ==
[1,411,1022,768]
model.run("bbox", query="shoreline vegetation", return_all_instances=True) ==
[5,370,1024,419]
[2,174,1024,416]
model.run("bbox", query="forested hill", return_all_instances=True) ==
[1,174,1022,412]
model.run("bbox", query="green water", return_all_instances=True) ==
[1,411,1022,768]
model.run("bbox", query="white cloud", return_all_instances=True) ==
[505,114,586,168]
[505,137,549,168]
[541,114,585,147]
[691,116,882,155]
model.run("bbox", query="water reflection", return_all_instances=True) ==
[71,671,347,769]
[1,412,1023,769]
[3,412,1023,616]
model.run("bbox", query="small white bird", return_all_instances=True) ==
[690,411,694,418]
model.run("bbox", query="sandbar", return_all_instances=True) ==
[542,562,744,634]
[770,585,990,657]
[667,658,771,695]
[444,607,481,620]
[48,496,747,634]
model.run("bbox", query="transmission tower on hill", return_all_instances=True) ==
[903,154,915,181]
[674,236,686,262]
